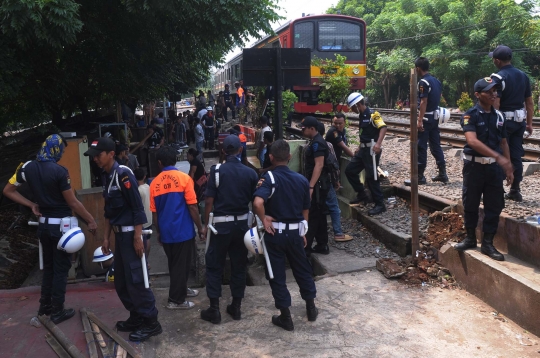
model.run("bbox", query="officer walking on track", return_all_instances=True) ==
[253,139,318,331]
[454,78,514,261]
[86,137,162,342]
[489,45,534,202]
[301,116,331,255]
[3,134,98,324]
[405,57,448,186]
[200,135,259,324]
[344,93,388,216]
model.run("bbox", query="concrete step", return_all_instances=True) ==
[440,242,540,337]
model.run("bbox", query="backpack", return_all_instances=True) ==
[325,141,341,189]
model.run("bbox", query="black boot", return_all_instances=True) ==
[306,299,318,322]
[116,311,144,332]
[128,316,163,342]
[455,227,477,251]
[350,191,370,205]
[368,202,386,216]
[312,244,329,255]
[272,308,294,331]
[201,298,221,324]
[50,304,75,324]
[505,189,522,202]
[226,297,242,320]
[481,233,504,261]
[432,164,449,183]
[404,166,426,186]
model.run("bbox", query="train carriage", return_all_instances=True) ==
[213,14,366,114]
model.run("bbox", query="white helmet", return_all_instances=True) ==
[206,106,213,111]
[347,92,364,108]
[438,107,450,125]
[92,247,114,262]
[244,228,264,255]
[57,227,85,253]
[104,132,112,138]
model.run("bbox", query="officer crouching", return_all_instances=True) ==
[253,139,318,331]
[85,137,162,341]
[454,78,514,261]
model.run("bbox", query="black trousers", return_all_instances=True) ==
[265,229,317,309]
[204,128,214,149]
[345,147,383,204]
[38,223,72,307]
[462,160,505,233]
[114,231,158,318]
[506,121,526,187]
[205,220,248,299]
[223,101,235,121]
[306,185,328,249]
[162,239,193,304]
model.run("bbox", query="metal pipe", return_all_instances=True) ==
[409,68,420,254]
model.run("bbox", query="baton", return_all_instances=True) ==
[140,229,152,288]
[205,213,218,253]
[371,139,378,181]
[255,216,274,280]
[28,221,43,270]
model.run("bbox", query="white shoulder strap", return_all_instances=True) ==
[267,171,276,198]
[118,165,134,175]
[215,164,221,188]
[495,110,505,125]
[490,73,505,91]
[20,160,32,182]
[418,79,431,93]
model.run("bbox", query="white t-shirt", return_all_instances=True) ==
[138,183,152,228]
[195,124,204,143]
[260,126,271,143]
[197,109,207,120]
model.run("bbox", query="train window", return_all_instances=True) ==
[318,21,361,51]
[294,22,314,49]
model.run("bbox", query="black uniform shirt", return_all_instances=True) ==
[303,133,328,180]
[358,107,385,143]
[325,126,348,160]
[254,165,310,222]
[461,104,508,157]
[16,161,72,217]
[491,65,532,112]
[102,162,147,226]
[205,156,259,216]
[418,73,442,112]
[223,89,231,102]
[203,114,214,128]
[148,128,163,147]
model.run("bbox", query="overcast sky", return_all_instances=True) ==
[224,0,335,62]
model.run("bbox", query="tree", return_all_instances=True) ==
[312,54,351,113]
[372,48,415,108]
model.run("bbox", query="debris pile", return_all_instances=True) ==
[423,210,466,249]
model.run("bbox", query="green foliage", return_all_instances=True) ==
[312,54,351,114]
[457,92,473,112]
[282,90,298,115]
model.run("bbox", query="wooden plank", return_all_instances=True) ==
[80,310,99,358]
[45,333,72,358]
[38,316,85,358]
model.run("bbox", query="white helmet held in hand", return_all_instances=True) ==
[347,92,364,108]
[244,228,263,255]
[57,227,85,253]
[92,246,114,269]
[438,107,450,125]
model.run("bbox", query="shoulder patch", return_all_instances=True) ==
[463,115,470,125]
[256,178,265,188]
[334,131,338,138]
[312,142,318,152]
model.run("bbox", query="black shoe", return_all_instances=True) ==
[50,306,75,324]
[480,233,504,261]
[272,314,294,331]
[116,312,144,332]
[226,304,241,320]
[37,303,52,316]
[368,203,386,216]
[312,245,329,255]
[455,227,477,251]
[129,317,163,342]
[505,189,522,202]
[306,305,318,322]
[350,192,370,205]
[404,176,426,186]
[201,307,221,324]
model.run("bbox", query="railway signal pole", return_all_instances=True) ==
[410,68,420,255]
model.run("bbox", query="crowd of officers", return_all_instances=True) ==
[1,45,533,342]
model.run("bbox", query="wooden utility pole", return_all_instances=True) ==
[410,68,419,254]
[274,46,283,140]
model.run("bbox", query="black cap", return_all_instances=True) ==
[474,77,499,92]
[84,137,116,156]
[300,116,319,129]
[489,45,512,61]
[223,135,241,150]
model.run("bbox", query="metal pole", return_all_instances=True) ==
[274,47,283,140]
[410,68,419,255]
[163,95,168,144]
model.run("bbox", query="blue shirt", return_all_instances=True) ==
[254,165,310,222]
[418,73,442,112]
[461,104,508,157]
[491,64,532,112]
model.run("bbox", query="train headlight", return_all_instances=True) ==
[352,68,360,75]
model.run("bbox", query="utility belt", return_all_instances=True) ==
[39,216,78,233]
[112,225,135,233]
[462,153,496,165]
[272,220,308,235]
[213,213,249,223]
[360,142,374,148]
[503,109,526,122]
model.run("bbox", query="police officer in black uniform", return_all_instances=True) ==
[200,135,259,324]
[253,139,318,331]
[301,116,331,255]
[489,45,534,202]
[405,57,448,185]
[344,93,388,216]
[222,83,235,121]
[202,107,215,150]
[454,78,514,261]
[85,137,162,342]
[3,134,98,324]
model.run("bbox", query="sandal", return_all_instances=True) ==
[334,234,353,242]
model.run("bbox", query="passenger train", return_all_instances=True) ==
[212,14,366,113]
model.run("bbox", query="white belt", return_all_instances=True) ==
[503,109,525,122]
[213,213,249,223]
[462,153,496,165]
[424,111,434,115]
[360,142,373,148]
[39,217,62,224]
[272,222,300,230]
[113,225,135,232]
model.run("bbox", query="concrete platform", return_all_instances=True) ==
[310,249,376,276]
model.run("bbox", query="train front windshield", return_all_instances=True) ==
[318,21,361,51]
